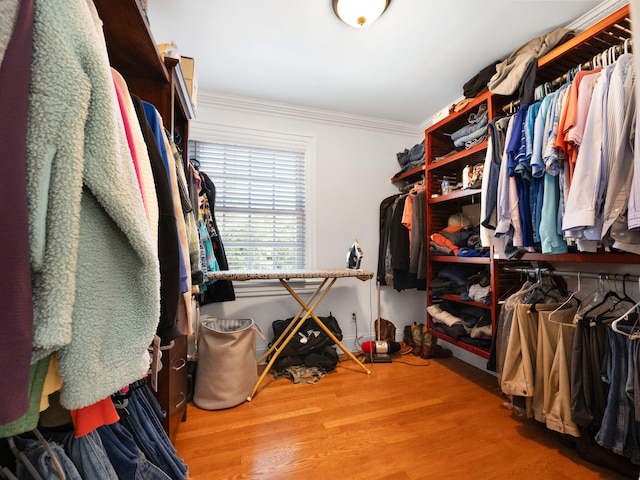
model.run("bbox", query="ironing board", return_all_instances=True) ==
[206,268,373,400]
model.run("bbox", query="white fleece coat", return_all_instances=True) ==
[27,0,160,409]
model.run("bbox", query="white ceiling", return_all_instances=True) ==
[146,0,613,126]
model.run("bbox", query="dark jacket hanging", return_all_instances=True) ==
[198,172,235,304]
[131,94,182,344]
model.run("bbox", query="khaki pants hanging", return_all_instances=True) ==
[534,306,580,437]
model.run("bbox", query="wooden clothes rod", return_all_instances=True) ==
[503,266,639,283]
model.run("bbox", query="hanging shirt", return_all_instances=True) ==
[531,92,556,179]
[508,105,535,248]
[543,84,569,176]
[604,55,640,252]
[495,116,517,239]
[556,69,600,184]
[562,63,615,251]
[565,70,601,150]
[539,173,568,254]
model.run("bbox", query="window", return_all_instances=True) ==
[190,140,307,271]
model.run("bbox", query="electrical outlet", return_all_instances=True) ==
[351,312,357,322]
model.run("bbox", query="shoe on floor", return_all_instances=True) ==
[424,344,453,359]
[397,341,412,355]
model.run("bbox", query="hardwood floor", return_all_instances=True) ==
[175,354,637,479]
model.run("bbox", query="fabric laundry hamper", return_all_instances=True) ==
[193,318,263,410]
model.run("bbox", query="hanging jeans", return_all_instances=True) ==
[596,328,640,463]
[117,384,188,480]
[14,438,82,480]
[41,427,118,479]
[98,421,172,480]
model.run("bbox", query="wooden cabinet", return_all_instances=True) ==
[93,0,194,441]
[156,335,189,437]
[93,0,194,165]
[417,4,636,360]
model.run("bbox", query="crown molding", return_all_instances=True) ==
[567,0,629,32]
[198,90,421,137]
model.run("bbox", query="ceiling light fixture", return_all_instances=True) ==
[332,0,390,28]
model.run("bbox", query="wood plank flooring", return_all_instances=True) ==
[174,355,637,479]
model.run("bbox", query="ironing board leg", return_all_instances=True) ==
[248,276,372,400]
[280,279,371,376]
[257,279,328,365]
[248,278,335,401]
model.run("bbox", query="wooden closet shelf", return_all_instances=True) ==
[426,90,493,134]
[494,251,640,264]
[429,255,490,265]
[435,293,492,310]
[391,164,425,184]
[426,142,488,171]
[94,0,168,83]
[426,328,490,359]
[428,188,481,204]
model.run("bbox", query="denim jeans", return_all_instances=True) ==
[41,427,118,479]
[137,382,180,456]
[595,328,640,463]
[15,439,82,480]
[453,125,488,149]
[451,109,488,142]
[118,385,188,479]
[98,422,172,480]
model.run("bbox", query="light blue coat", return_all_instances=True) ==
[27,0,160,410]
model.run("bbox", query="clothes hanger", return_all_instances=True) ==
[31,428,65,480]
[586,275,636,326]
[610,306,640,339]
[523,268,544,304]
[592,52,602,69]
[7,437,44,480]
[582,275,622,315]
[497,271,529,304]
[573,273,606,324]
[611,277,640,339]
[547,272,581,325]
[0,466,19,480]
[525,269,569,308]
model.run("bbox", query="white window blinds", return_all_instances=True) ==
[190,140,307,271]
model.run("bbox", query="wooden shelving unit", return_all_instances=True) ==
[93,0,193,441]
[416,4,637,360]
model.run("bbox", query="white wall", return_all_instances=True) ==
[191,92,426,356]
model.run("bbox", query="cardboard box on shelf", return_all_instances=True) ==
[180,56,198,110]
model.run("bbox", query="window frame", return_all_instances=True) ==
[189,122,317,297]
